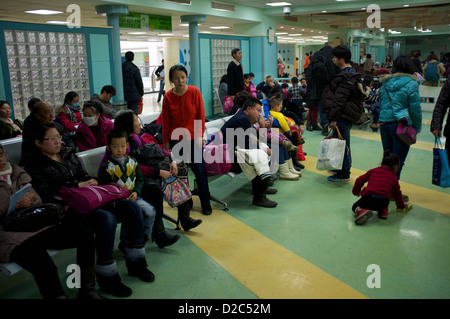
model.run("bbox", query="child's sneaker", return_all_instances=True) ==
[396,203,413,213]
[377,207,389,220]
[354,207,373,225]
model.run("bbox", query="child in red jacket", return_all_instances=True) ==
[352,151,412,225]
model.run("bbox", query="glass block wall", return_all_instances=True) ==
[211,38,240,114]
[4,29,90,120]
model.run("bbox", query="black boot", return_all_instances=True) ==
[306,121,313,131]
[78,265,106,299]
[151,218,180,248]
[125,246,155,282]
[96,261,132,297]
[199,193,213,215]
[177,201,202,231]
[290,151,305,170]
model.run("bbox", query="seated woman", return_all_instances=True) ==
[76,101,114,152]
[55,91,82,134]
[0,144,102,299]
[25,123,154,298]
[111,110,201,234]
[0,100,23,140]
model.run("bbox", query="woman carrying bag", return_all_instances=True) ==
[25,123,154,298]
[378,55,422,201]
[0,144,103,299]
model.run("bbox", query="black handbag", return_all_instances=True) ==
[131,143,166,167]
[4,203,65,232]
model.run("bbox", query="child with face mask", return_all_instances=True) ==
[75,101,114,152]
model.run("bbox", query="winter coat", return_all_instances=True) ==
[25,146,92,204]
[322,72,370,124]
[55,105,82,133]
[0,118,23,140]
[378,73,422,133]
[431,75,450,138]
[227,60,244,97]
[0,163,43,262]
[75,116,114,152]
[122,61,144,102]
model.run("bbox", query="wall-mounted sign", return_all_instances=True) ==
[119,12,172,31]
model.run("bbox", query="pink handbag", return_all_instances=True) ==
[396,122,417,146]
[59,183,129,214]
[222,96,234,112]
[162,177,192,208]
[203,143,232,176]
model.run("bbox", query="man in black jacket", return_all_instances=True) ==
[322,45,369,182]
[307,42,340,135]
[122,51,144,113]
[154,59,165,103]
[227,48,244,101]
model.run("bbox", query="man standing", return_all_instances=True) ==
[122,51,144,113]
[307,42,340,136]
[154,59,165,104]
[322,45,370,182]
[227,48,244,101]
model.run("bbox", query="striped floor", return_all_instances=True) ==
[1,98,449,300]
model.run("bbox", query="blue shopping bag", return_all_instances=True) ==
[432,138,450,188]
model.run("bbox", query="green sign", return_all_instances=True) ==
[119,12,172,31]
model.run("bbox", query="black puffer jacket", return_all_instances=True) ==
[122,60,144,102]
[322,72,370,124]
[431,75,450,138]
[25,146,92,203]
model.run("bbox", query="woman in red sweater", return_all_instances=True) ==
[352,151,412,225]
[162,65,212,215]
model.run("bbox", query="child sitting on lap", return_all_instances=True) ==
[351,151,412,225]
[99,129,156,246]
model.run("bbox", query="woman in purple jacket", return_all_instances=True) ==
[76,101,114,152]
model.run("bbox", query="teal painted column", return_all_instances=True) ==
[95,5,128,102]
[181,15,206,89]
[365,39,371,56]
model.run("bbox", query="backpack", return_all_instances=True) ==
[311,52,334,84]
[425,62,439,81]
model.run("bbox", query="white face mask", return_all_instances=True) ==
[83,116,98,127]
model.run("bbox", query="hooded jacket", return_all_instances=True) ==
[322,72,370,123]
[378,73,422,133]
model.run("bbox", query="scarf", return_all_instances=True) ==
[0,163,12,187]
[63,103,79,123]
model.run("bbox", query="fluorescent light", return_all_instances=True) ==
[209,26,230,29]
[128,32,147,35]
[200,31,211,34]
[25,9,63,15]
[276,32,288,35]
[266,2,292,6]
[179,23,189,27]
[289,34,302,36]
[158,33,175,36]
[46,20,68,24]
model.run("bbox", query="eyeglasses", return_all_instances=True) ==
[43,135,62,142]
[0,151,8,158]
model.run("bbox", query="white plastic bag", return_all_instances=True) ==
[316,128,346,171]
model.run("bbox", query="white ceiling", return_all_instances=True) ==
[0,0,448,44]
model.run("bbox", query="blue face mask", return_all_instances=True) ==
[71,103,80,109]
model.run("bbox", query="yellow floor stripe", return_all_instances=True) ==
[302,156,450,216]
[164,200,367,299]
[351,129,433,151]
